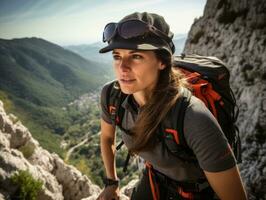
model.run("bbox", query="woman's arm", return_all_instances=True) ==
[183,97,247,199]
[97,119,119,200]
[204,166,247,200]
[100,119,117,180]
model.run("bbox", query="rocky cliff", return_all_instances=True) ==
[0,100,102,199]
[184,0,266,199]
[0,100,134,199]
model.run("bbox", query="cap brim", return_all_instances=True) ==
[99,37,172,54]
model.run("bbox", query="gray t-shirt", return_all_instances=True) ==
[100,82,236,182]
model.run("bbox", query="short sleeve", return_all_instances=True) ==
[100,82,113,125]
[183,96,237,172]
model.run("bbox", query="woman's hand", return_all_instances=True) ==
[97,185,120,200]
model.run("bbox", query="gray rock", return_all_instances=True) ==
[120,179,138,197]
[0,193,5,200]
[53,154,101,200]
[29,147,54,172]
[10,121,31,149]
[0,100,101,200]
[184,0,266,199]
[0,131,10,149]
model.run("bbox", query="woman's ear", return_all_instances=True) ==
[158,63,166,70]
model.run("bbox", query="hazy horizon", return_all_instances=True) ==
[0,0,206,46]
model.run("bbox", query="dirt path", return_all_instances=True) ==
[65,137,88,162]
[64,131,101,162]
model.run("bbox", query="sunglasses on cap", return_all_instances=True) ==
[102,19,174,51]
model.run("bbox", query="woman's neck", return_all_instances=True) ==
[133,90,151,107]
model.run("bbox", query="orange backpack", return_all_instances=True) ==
[172,54,241,163]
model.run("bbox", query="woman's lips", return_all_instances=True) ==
[119,79,136,84]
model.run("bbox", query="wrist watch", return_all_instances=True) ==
[104,178,119,187]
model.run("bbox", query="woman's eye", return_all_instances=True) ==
[113,55,121,61]
[132,54,143,60]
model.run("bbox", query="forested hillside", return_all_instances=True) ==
[0,37,112,155]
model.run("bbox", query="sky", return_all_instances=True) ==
[0,0,207,46]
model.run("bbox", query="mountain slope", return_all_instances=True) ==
[0,37,113,155]
[65,42,113,64]
[0,37,112,107]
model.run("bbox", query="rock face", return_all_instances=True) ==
[0,100,101,200]
[184,0,266,199]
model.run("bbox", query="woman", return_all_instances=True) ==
[97,12,247,200]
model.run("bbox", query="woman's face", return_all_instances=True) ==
[112,49,165,95]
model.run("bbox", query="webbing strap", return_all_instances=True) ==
[116,141,124,150]
[123,153,131,172]
[146,163,160,200]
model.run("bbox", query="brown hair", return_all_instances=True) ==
[129,50,188,153]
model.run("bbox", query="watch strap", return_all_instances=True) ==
[104,178,119,187]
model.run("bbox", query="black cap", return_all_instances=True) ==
[99,12,175,55]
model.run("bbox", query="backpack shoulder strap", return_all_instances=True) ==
[106,80,127,127]
[172,87,192,148]
[160,87,197,162]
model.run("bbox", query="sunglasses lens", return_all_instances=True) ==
[103,23,117,42]
[119,20,147,39]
